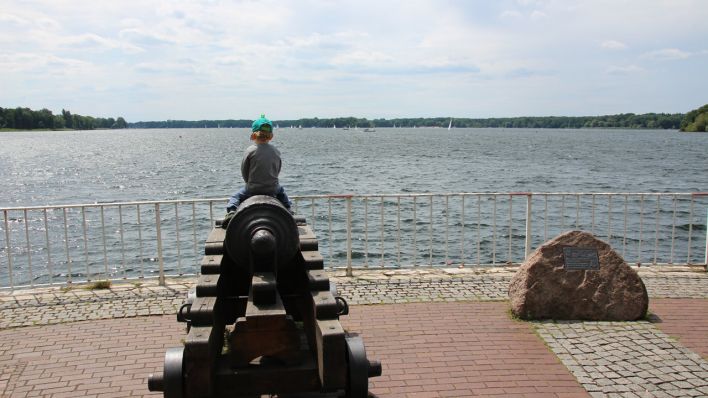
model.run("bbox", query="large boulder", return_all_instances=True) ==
[508,230,648,321]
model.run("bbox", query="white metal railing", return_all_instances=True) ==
[1,192,707,290]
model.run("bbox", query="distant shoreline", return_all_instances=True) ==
[1,126,688,132]
[4,108,701,131]
[128,113,684,130]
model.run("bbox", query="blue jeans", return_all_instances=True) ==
[226,185,292,212]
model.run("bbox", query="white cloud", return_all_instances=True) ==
[133,61,199,75]
[281,31,367,50]
[35,17,60,30]
[119,28,175,46]
[601,40,626,50]
[500,10,523,19]
[65,33,145,54]
[530,10,547,20]
[642,48,691,61]
[330,50,394,67]
[605,65,645,75]
[0,52,94,74]
[0,13,29,26]
[214,56,243,66]
[516,0,542,6]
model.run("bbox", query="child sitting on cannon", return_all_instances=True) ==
[226,114,292,215]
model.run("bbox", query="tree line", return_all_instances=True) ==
[128,112,684,130]
[0,107,127,130]
[129,119,253,129]
[5,106,701,131]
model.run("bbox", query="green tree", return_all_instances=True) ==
[53,115,65,129]
[115,117,127,129]
[62,109,73,129]
[680,104,708,132]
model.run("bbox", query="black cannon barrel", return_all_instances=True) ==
[224,195,299,274]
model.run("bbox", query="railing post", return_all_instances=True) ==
[705,208,708,270]
[693,193,708,270]
[687,196,694,264]
[3,210,13,288]
[345,196,353,277]
[24,209,33,287]
[43,209,53,285]
[525,193,533,259]
[155,203,166,286]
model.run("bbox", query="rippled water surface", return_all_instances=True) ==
[2,127,707,206]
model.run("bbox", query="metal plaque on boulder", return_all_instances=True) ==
[562,247,600,270]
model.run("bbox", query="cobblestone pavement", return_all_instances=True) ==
[0,281,191,329]
[0,266,706,328]
[535,321,708,397]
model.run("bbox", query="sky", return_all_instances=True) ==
[1,0,707,122]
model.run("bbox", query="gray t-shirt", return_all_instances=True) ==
[241,143,282,194]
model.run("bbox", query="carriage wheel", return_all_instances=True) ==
[163,347,185,398]
[344,336,369,398]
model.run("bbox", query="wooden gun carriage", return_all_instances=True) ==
[148,196,381,397]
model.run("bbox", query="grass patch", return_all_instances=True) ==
[507,306,520,321]
[85,280,112,290]
[506,306,529,322]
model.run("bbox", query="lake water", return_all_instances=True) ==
[2,127,707,206]
[1,128,707,287]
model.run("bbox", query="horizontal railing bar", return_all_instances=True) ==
[0,198,231,212]
[1,192,700,211]
[294,192,698,200]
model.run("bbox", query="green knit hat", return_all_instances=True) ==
[251,114,273,132]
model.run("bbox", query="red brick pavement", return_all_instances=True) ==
[345,302,588,398]
[0,302,589,398]
[650,298,708,359]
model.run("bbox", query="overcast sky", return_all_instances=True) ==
[1,0,707,121]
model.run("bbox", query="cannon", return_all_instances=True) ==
[148,196,381,397]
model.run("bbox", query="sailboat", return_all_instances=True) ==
[448,119,453,131]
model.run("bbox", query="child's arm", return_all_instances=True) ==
[240,151,251,183]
